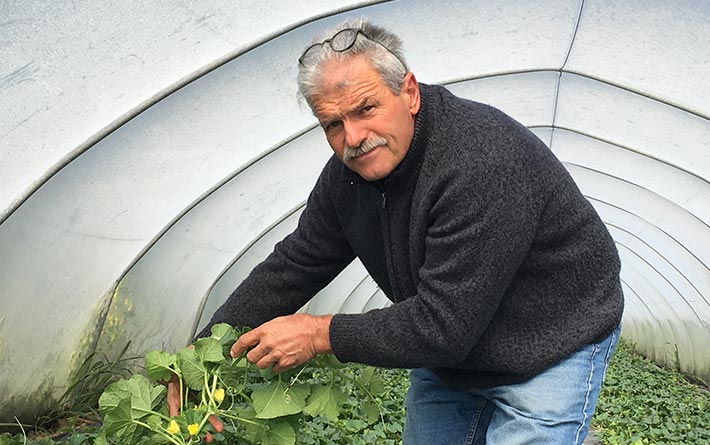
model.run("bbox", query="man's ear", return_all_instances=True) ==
[401,72,421,115]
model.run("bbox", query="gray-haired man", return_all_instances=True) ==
[198,19,624,444]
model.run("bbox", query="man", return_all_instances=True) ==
[196,19,624,444]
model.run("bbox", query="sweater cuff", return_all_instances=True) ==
[328,312,364,363]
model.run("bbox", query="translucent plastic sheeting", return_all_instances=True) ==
[551,129,709,229]
[200,210,301,329]
[198,207,391,328]
[336,277,390,314]
[395,0,582,82]
[0,21,328,419]
[446,72,559,129]
[0,0,384,222]
[299,260,374,317]
[95,129,333,358]
[552,129,709,377]
[2,0,709,420]
[570,165,709,278]
[568,167,710,377]
[565,0,710,117]
[362,290,391,313]
[529,128,554,150]
[555,73,710,180]
[617,246,708,377]
[596,204,710,308]
[612,231,708,323]
[200,211,380,328]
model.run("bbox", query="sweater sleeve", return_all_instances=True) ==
[329,135,549,368]
[195,159,356,338]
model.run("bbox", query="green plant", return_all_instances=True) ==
[95,324,394,445]
[0,341,136,444]
[592,338,710,445]
[5,333,708,445]
[38,341,137,430]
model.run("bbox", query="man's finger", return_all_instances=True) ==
[230,329,260,358]
[208,415,224,433]
[167,375,180,417]
[272,362,286,374]
[254,353,277,370]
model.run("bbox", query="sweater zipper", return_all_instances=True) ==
[378,183,402,301]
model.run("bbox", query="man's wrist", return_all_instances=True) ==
[313,314,334,355]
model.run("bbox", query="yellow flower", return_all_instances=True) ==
[187,423,200,436]
[166,420,180,435]
[214,388,225,404]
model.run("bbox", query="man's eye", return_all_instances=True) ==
[325,121,342,131]
[361,105,375,113]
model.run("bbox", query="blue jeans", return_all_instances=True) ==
[402,325,620,444]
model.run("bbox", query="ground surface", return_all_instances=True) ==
[583,429,603,445]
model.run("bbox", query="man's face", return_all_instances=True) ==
[310,56,420,181]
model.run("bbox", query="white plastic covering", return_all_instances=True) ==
[1,0,708,421]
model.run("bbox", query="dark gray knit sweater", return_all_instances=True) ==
[200,83,624,389]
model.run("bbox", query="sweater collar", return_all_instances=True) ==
[340,82,432,191]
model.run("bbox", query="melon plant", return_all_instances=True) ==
[94,324,389,445]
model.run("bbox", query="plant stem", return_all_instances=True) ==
[133,406,172,423]
[133,419,184,445]
[202,372,211,407]
[195,407,219,439]
[209,373,219,409]
[13,417,27,445]
[348,371,388,430]
[179,374,185,415]
[219,411,265,428]
[287,364,308,389]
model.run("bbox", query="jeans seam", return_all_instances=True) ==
[601,327,618,381]
[575,342,599,444]
[465,398,487,445]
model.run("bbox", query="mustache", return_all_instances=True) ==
[343,136,388,162]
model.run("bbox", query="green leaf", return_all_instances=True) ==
[260,419,297,445]
[98,379,131,415]
[193,337,226,364]
[146,414,162,431]
[145,350,177,382]
[358,366,386,396]
[252,380,310,419]
[210,323,238,350]
[184,408,203,425]
[259,365,278,381]
[124,374,165,419]
[101,397,138,439]
[303,384,346,420]
[93,431,108,445]
[177,347,207,390]
[240,407,296,445]
[361,400,381,425]
[98,374,165,434]
[318,354,348,369]
[220,358,249,390]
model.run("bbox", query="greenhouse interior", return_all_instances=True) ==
[1,0,708,441]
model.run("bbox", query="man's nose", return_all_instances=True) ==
[343,119,366,150]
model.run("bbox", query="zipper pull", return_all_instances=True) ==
[381,192,387,209]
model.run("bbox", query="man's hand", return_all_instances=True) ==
[230,313,333,373]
